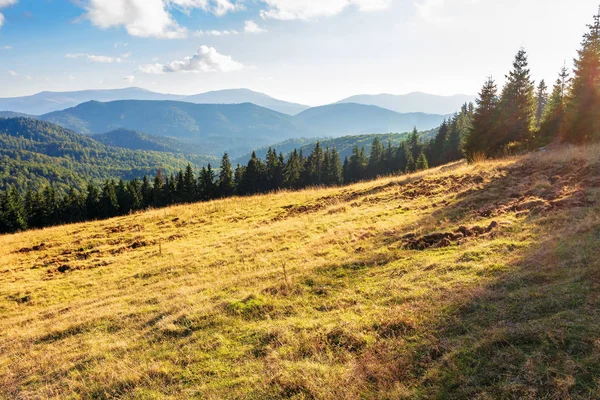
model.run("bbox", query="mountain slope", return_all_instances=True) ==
[336,92,475,114]
[93,129,207,155]
[183,88,309,115]
[1,145,598,398]
[295,103,446,137]
[0,118,216,194]
[39,101,447,157]
[40,100,306,157]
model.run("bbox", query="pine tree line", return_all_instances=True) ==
[464,8,600,159]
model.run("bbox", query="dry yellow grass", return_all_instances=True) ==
[1,145,599,399]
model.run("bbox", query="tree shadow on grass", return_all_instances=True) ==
[347,155,600,399]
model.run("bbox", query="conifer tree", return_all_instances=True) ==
[240,152,265,194]
[416,152,429,171]
[128,178,143,212]
[499,48,536,148]
[217,153,235,197]
[389,142,405,173]
[407,127,421,161]
[234,164,245,193]
[0,186,27,233]
[368,138,385,178]
[405,153,416,173]
[100,180,119,219]
[322,148,332,185]
[24,188,44,228]
[42,186,60,226]
[116,179,131,215]
[464,77,500,160]
[433,119,449,165]
[306,142,324,185]
[565,8,600,143]
[328,148,343,185]
[540,66,570,144]
[535,79,549,127]
[203,164,217,200]
[265,148,284,190]
[62,186,85,223]
[85,182,101,220]
[283,150,302,188]
[151,171,163,207]
[182,164,196,203]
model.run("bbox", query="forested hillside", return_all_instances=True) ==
[93,129,207,155]
[0,118,217,195]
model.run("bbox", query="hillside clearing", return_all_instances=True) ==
[1,145,599,399]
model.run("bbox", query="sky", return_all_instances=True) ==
[0,0,598,106]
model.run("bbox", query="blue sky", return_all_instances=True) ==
[0,0,598,105]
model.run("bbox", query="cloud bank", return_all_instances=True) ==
[83,0,243,39]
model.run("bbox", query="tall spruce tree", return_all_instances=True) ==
[182,164,197,203]
[464,77,500,160]
[499,48,536,148]
[328,148,343,185]
[368,138,385,179]
[432,119,449,165]
[217,153,235,197]
[535,79,549,128]
[540,66,570,144]
[565,8,600,143]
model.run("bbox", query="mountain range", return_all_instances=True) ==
[0,88,310,116]
[37,100,448,157]
[336,92,475,115]
[0,88,473,116]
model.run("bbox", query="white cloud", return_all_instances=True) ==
[8,69,16,76]
[170,0,244,16]
[123,75,136,83]
[244,20,267,34]
[139,45,243,74]
[25,75,31,80]
[2,45,11,49]
[259,0,391,20]
[0,0,17,29]
[69,75,76,81]
[85,0,187,39]
[65,52,130,63]
[82,0,244,39]
[194,29,239,36]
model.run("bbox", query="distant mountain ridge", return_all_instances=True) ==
[336,92,475,115]
[38,100,448,157]
[0,87,310,116]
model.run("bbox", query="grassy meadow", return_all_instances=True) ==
[1,145,599,399]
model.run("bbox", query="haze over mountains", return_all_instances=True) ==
[0,88,472,116]
[0,88,310,116]
[336,92,476,115]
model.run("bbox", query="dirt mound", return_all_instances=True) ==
[404,221,499,250]
[16,243,47,253]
